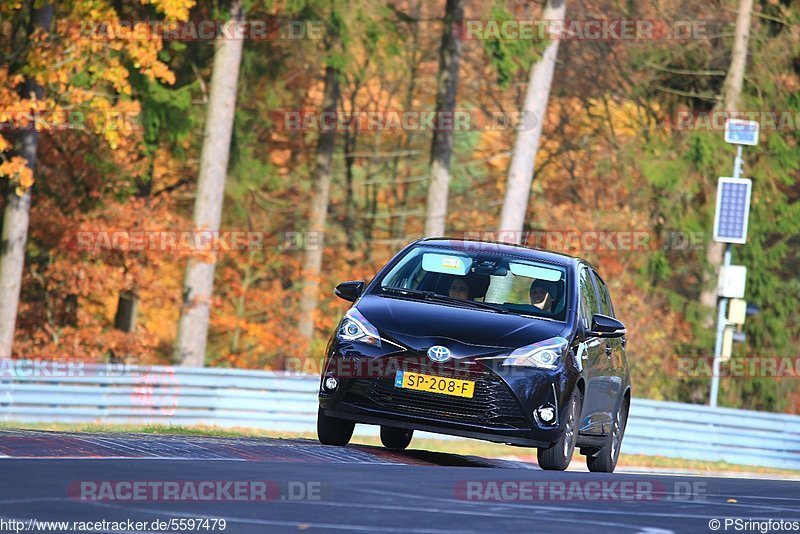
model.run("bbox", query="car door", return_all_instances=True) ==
[576,266,612,436]
[593,271,626,388]
[592,271,625,421]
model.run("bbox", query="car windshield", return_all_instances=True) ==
[375,245,569,321]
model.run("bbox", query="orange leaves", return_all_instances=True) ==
[0,156,34,195]
[142,0,197,21]
[1,0,193,167]
[16,195,188,361]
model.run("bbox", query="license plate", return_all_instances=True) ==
[394,370,475,398]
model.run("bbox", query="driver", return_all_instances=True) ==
[448,277,470,300]
[529,280,554,311]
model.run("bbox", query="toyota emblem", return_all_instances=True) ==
[427,345,451,363]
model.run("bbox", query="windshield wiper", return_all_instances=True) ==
[380,287,431,298]
[380,287,508,314]
[425,293,510,314]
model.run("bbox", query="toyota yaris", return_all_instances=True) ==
[317,238,631,472]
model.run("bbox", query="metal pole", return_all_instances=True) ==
[709,244,732,408]
[733,144,743,179]
[709,145,742,407]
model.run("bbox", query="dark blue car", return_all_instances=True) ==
[317,238,630,472]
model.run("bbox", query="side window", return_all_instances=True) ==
[579,268,600,328]
[593,272,615,317]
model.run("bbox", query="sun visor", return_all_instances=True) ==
[508,262,562,281]
[421,253,472,276]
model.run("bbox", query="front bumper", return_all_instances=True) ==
[319,353,575,447]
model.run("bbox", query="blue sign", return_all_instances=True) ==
[724,119,759,146]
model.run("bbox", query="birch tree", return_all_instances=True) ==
[423,0,465,237]
[296,60,341,347]
[0,3,53,359]
[175,0,244,366]
[497,0,565,244]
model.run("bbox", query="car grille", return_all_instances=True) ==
[341,358,529,429]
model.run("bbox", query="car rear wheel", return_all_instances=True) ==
[317,407,355,446]
[380,426,414,450]
[586,399,628,473]
[537,389,581,471]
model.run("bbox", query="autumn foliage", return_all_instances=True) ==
[1,0,799,413]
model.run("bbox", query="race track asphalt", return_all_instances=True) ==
[0,430,798,533]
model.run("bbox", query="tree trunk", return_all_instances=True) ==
[296,62,341,356]
[114,291,138,333]
[497,0,566,244]
[423,0,465,237]
[388,0,422,242]
[0,3,53,359]
[174,0,244,367]
[698,0,753,318]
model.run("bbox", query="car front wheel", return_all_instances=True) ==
[537,389,581,471]
[587,399,628,473]
[317,407,355,446]
[380,426,414,450]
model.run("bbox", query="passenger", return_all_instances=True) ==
[448,277,470,300]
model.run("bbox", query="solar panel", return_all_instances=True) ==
[713,177,752,244]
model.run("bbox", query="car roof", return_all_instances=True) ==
[417,237,591,269]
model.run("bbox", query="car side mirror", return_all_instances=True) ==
[334,281,365,303]
[589,314,626,338]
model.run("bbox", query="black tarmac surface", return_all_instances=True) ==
[0,430,798,533]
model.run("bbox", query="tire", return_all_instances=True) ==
[380,426,413,450]
[317,407,355,446]
[587,399,628,473]
[537,389,581,471]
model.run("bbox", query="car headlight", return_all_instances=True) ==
[337,308,381,348]
[502,337,568,369]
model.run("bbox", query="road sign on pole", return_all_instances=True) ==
[724,119,760,146]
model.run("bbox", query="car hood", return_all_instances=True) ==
[356,294,569,357]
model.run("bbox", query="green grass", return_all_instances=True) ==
[2,421,797,476]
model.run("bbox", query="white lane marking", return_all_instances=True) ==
[356,481,800,506]
[0,493,660,532]
[0,456,248,461]
[334,485,800,523]
[0,456,401,465]
[615,468,800,482]
[247,490,688,530]
[6,483,800,533]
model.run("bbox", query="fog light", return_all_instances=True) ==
[324,377,339,391]
[536,405,556,424]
